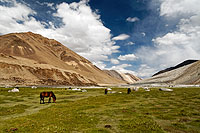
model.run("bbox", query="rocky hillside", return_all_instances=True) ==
[137,60,200,85]
[103,70,141,84]
[0,32,126,86]
[153,60,198,76]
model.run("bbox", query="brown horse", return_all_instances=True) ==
[40,91,56,104]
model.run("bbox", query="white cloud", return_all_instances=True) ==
[141,32,146,37]
[136,0,200,77]
[137,64,157,78]
[126,41,135,45]
[0,0,120,69]
[0,0,14,2]
[45,3,54,8]
[160,0,200,18]
[126,17,140,22]
[108,64,137,75]
[0,1,41,34]
[118,54,138,61]
[110,58,119,64]
[110,64,131,69]
[51,1,119,62]
[36,1,56,10]
[92,61,107,70]
[112,34,130,41]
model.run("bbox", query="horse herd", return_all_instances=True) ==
[40,87,150,104]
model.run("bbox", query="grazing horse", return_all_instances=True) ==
[105,89,108,95]
[127,88,131,94]
[40,91,56,104]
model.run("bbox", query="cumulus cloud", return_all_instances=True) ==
[118,54,138,61]
[0,1,42,34]
[108,64,137,75]
[160,0,200,18]
[110,58,119,64]
[52,1,120,62]
[137,64,157,78]
[112,34,130,41]
[136,0,200,77]
[126,17,140,22]
[0,0,120,68]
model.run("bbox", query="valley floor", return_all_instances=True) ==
[0,87,200,132]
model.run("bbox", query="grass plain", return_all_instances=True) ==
[0,87,200,132]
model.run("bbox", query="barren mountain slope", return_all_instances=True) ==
[153,60,198,76]
[137,60,200,85]
[104,70,141,84]
[0,32,126,86]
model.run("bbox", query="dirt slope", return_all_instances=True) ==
[153,60,198,76]
[137,60,200,85]
[104,70,141,84]
[0,32,126,86]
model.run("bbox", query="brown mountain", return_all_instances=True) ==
[103,70,141,84]
[0,32,126,86]
[137,60,200,85]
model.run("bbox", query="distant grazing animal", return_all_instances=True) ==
[127,88,131,94]
[40,91,56,104]
[105,89,108,94]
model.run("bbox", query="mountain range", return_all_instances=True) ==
[152,60,198,77]
[137,60,200,85]
[0,32,141,86]
[1,32,199,86]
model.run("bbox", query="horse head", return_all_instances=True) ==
[52,94,56,103]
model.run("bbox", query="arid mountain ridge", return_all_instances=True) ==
[152,60,199,77]
[0,32,140,86]
[2,32,198,86]
[103,70,141,84]
[137,60,200,85]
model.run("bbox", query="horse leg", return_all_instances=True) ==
[40,97,44,104]
[48,97,51,103]
[41,97,44,104]
[40,98,43,104]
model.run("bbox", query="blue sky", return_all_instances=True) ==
[0,0,200,78]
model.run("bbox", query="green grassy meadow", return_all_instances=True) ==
[0,87,200,132]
